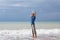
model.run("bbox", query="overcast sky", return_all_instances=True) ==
[0,0,60,21]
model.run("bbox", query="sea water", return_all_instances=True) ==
[0,22,60,40]
[0,22,60,30]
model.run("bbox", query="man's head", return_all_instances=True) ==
[31,11,36,16]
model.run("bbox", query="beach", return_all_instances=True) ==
[0,22,60,40]
[0,0,60,40]
[0,29,60,40]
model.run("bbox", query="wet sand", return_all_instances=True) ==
[0,29,60,40]
[19,34,60,40]
[0,34,60,40]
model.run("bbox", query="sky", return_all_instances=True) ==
[0,0,60,21]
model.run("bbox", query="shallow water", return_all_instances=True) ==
[0,29,60,40]
[0,22,60,40]
[0,22,60,30]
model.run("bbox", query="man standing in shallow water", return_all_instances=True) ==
[31,11,37,38]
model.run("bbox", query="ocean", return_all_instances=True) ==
[0,22,60,40]
[0,22,60,30]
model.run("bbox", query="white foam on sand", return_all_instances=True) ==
[0,29,60,40]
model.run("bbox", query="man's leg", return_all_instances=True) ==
[33,24,37,38]
[31,25,34,38]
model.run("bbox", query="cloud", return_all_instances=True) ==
[0,0,60,21]
[0,0,60,8]
[0,0,45,8]
[9,3,29,7]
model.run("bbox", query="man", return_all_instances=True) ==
[31,11,37,38]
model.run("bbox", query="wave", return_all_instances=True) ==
[0,29,60,40]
